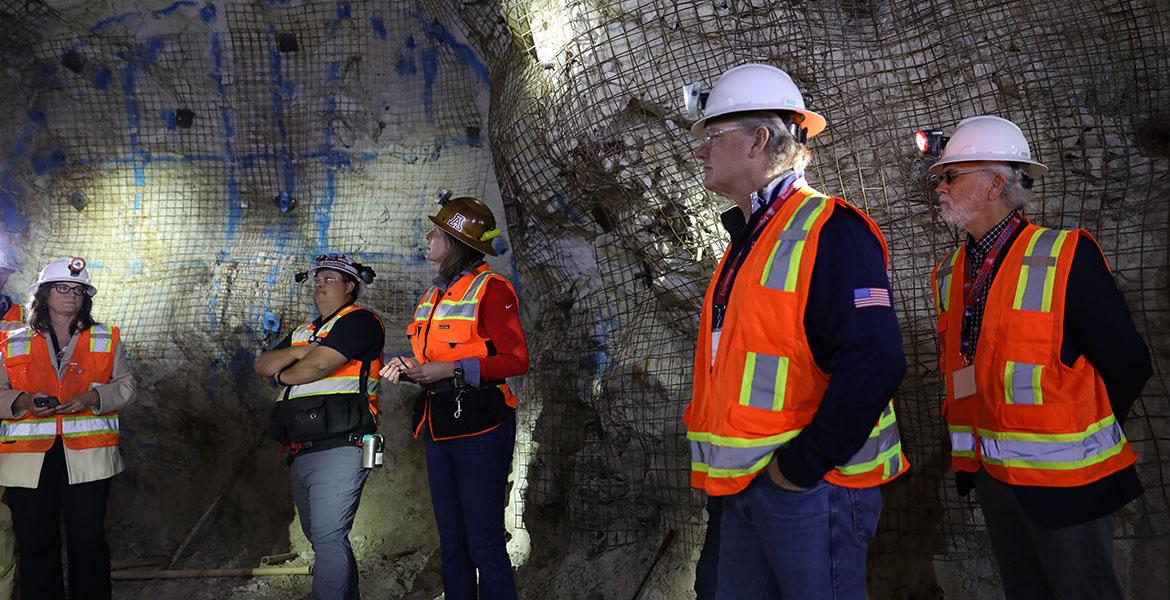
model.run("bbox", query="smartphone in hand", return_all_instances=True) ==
[33,396,60,409]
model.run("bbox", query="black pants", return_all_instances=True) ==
[5,437,112,600]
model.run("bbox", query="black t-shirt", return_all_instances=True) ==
[274,305,384,362]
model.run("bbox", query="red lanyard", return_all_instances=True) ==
[713,177,805,308]
[960,212,1026,361]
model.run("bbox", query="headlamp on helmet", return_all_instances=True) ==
[68,257,87,276]
[682,82,707,120]
[914,129,949,158]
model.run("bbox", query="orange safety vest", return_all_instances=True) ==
[0,297,21,341]
[932,224,1136,487]
[283,304,383,420]
[408,264,520,438]
[685,187,909,496]
[1,325,120,452]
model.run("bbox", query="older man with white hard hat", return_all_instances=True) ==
[683,63,909,599]
[922,115,1152,599]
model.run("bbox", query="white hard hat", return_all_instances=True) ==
[930,115,1048,179]
[690,63,826,140]
[305,253,374,297]
[28,257,97,297]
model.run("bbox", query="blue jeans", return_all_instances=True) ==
[716,475,881,600]
[424,417,517,600]
[290,446,369,600]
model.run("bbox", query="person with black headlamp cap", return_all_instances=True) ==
[381,192,527,600]
[255,252,383,600]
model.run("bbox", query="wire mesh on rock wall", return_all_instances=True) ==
[0,0,503,578]
[1,0,1168,595]
[454,0,1170,574]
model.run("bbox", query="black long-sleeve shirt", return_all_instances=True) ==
[718,182,908,488]
[957,214,1152,527]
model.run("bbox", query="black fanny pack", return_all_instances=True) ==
[269,361,375,443]
[413,380,511,440]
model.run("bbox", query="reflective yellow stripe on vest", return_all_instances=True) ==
[287,375,375,399]
[433,271,496,320]
[62,414,120,438]
[1012,228,1071,312]
[836,403,904,478]
[5,328,31,358]
[739,353,789,411]
[1004,361,1043,405]
[688,429,802,479]
[759,197,830,292]
[414,288,437,320]
[0,418,57,442]
[935,249,961,313]
[949,425,976,458]
[89,325,113,353]
[977,415,1129,471]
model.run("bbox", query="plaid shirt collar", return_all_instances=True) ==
[966,211,1020,262]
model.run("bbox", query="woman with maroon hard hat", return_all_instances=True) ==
[0,256,136,600]
[382,190,528,600]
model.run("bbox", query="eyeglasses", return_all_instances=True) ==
[930,168,992,185]
[700,126,746,147]
[51,284,89,296]
[313,275,340,286]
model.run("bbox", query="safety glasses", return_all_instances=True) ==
[930,168,992,185]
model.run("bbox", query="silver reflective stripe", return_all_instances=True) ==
[761,199,822,291]
[980,421,1125,466]
[842,421,901,468]
[433,300,477,320]
[950,430,976,454]
[287,376,362,398]
[1006,361,1042,405]
[5,329,30,357]
[1017,229,1062,312]
[0,419,57,440]
[62,415,119,436]
[740,352,787,411]
[414,288,437,320]
[886,452,902,476]
[433,272,496,320]
[89,325,113,353]
[462,271,494,299]
[290,325,313,345]
[689,439,780,478]
[935,250,960,313]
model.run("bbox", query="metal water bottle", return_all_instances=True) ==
[361,434,384,469]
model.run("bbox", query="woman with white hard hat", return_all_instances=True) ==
[381,192,528,600]
[0,256,136,600]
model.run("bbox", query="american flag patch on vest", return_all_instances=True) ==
[853,287,891,308]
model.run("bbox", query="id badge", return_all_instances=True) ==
[953,365,976,399]
[710,329,722,367]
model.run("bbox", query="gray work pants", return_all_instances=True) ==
[291,445,369,600]
[974,470,1123,600]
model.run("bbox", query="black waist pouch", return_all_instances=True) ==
[414,382,512,439]
[269,392,374,443]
